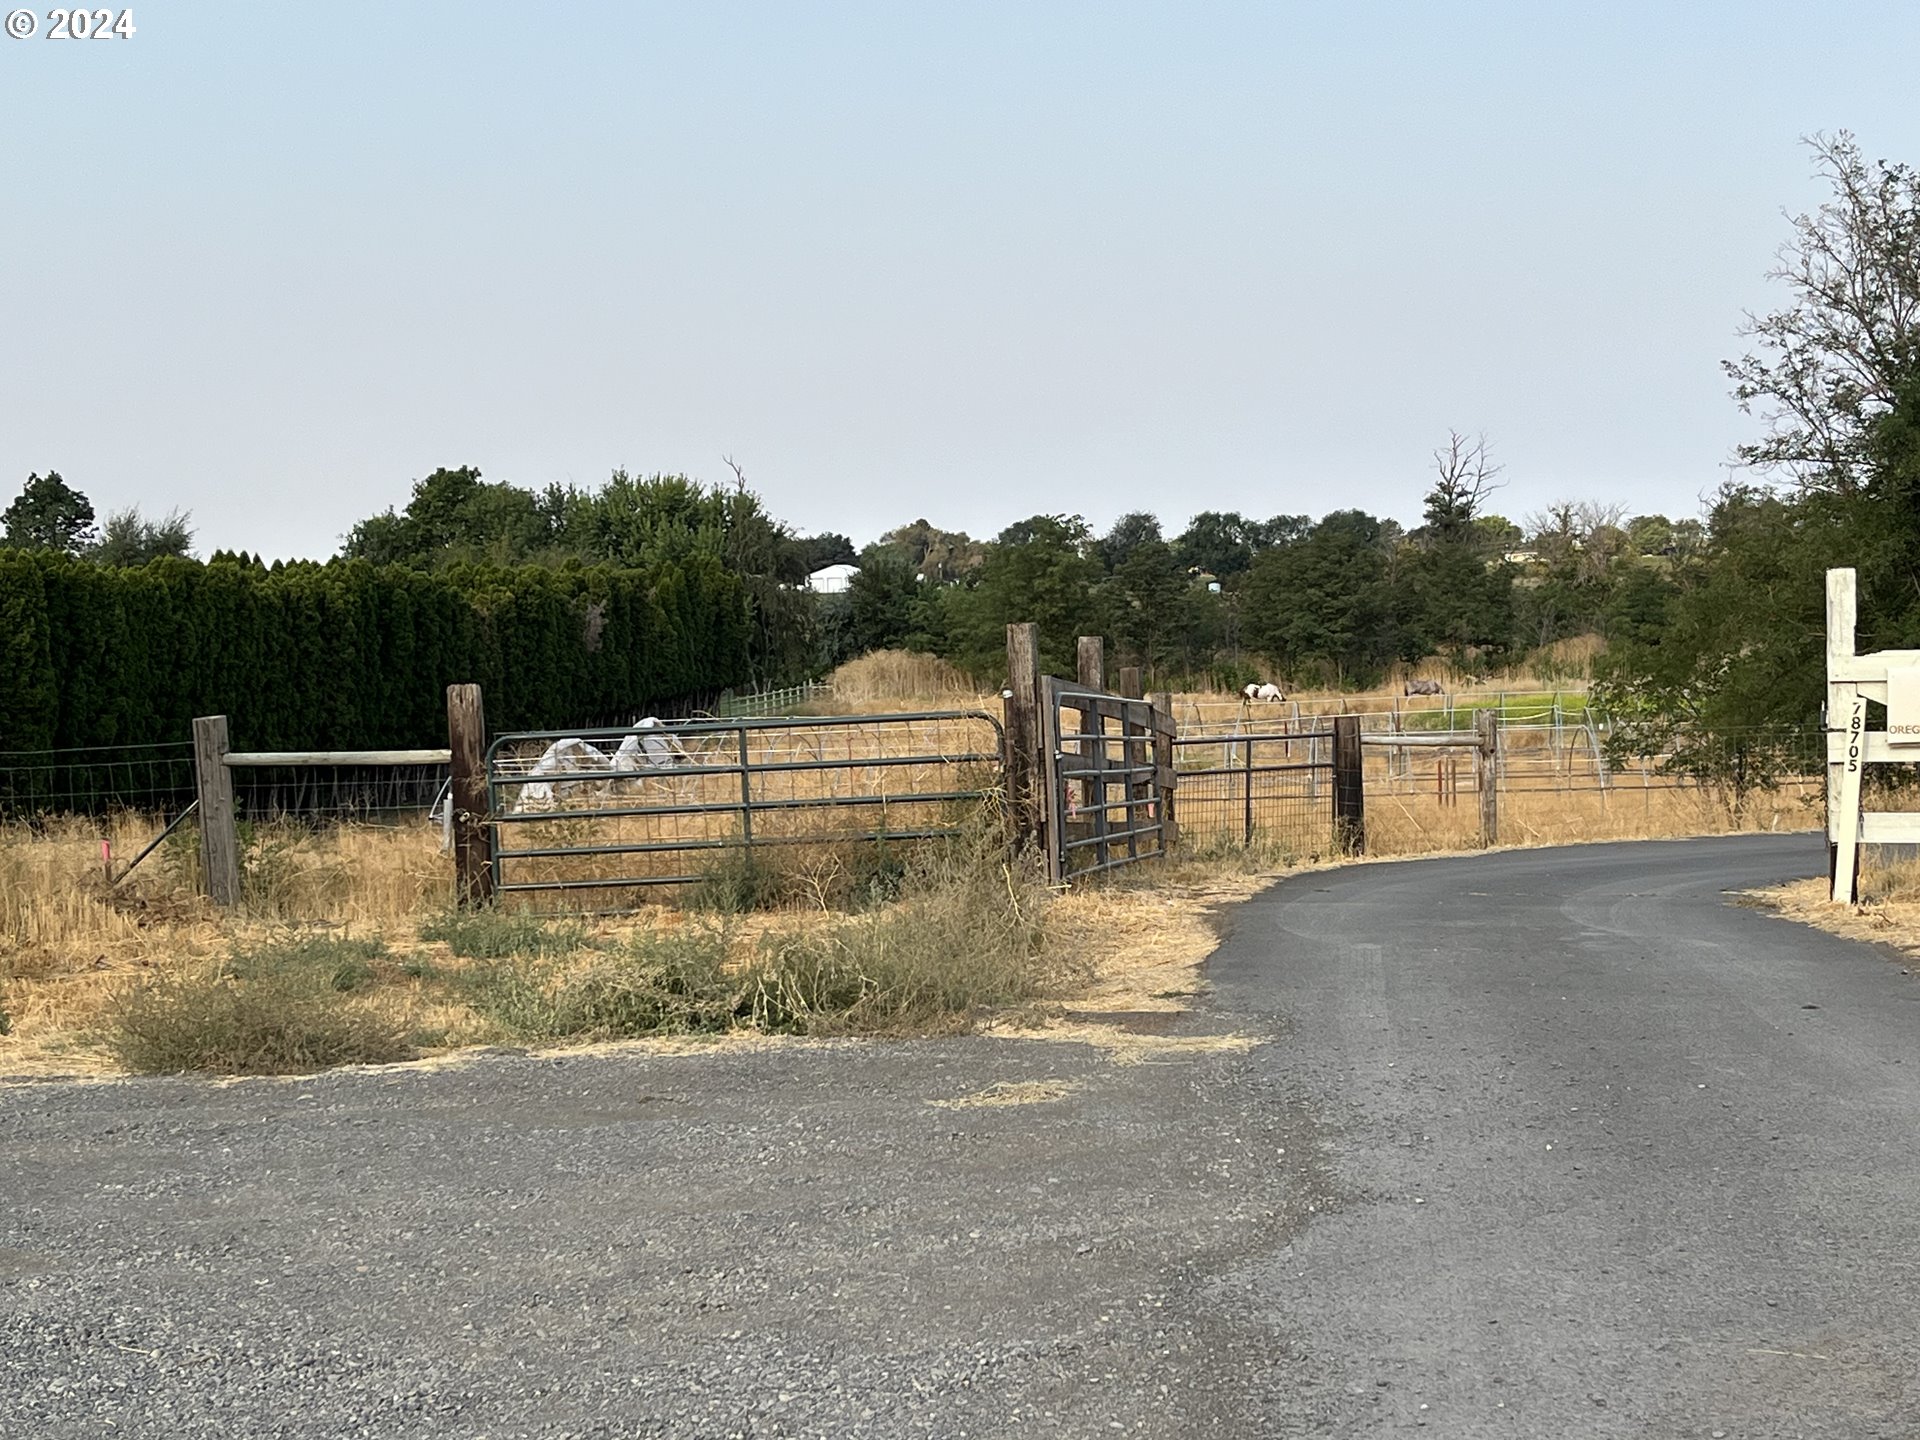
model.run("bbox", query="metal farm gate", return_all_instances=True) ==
[1040,677,1176,883]
[1167,716,1365,859]
[483,710,1004,906]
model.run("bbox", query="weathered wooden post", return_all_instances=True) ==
[1149,690,1178,852]
[191,715,240,906]
[1117,666,1144,861]
[1333,714,1365,855]
[1476,707,1499,848]
[447,683,493,907]
[1075,636,1104,693]
[1003,623,1044,856]
[1075,637,1106,863]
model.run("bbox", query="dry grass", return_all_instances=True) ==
[1748,856,1920,965]
[491,712,1000,903]
[816,650,991,712]
[1365,780,1820,856]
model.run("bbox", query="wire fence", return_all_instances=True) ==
[0,739,448,831]
[1171,727,1335,856]
[0,741,197,822]
[227,762,450,828]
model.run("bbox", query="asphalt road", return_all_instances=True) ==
[5,833,1918,1438]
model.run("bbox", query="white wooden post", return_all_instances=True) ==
[1829,568,1862,903]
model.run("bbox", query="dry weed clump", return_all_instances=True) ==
[745,830,1056,1034]
[103,935,420,1075]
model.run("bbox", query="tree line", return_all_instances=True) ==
[825,464,1701,689]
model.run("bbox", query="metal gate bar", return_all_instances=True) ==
[485,709,1003,905]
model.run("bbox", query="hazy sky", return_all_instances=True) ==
[4,2,1918,561]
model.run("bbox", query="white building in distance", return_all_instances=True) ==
[807,563,859,595]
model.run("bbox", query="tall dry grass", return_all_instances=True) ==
[818,650,991,712]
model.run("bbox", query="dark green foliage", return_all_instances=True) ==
[844,544,942,656]
[0,549,752,752]
[1242,511,1400,686]
[90,508,195,566]
[946,515,1104,675]
[2,472,96,554]
[788,532,857,573]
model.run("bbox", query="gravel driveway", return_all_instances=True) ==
[5,833,1916,1438]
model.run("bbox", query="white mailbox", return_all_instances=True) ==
[1888,668,1920,745]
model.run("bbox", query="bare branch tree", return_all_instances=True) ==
[722,454,749,494]
[1724,131,1920,494]
[1423,431,1504,541]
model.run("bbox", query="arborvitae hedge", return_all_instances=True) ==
[0,551,753,752]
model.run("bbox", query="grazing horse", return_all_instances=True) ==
[1242,682,1286,702]
[1403,679,1445,697]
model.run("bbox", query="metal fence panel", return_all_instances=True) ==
[485,710,1004,905]
[1171,725,1337,857]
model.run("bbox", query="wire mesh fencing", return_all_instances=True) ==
[1170,725,1337,858]
[0,741,197,823]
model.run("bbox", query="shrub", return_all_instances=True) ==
[418,909,593,960]
[103,963,417,1075]
[689,848,787,914]
[741,829,1054,1034]
[222,934,390,992]
[462,923,738,1041]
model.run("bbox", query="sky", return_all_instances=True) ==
[3,2,1919,562]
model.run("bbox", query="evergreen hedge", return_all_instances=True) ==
[0,551,753,753]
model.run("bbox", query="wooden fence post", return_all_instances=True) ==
[1476,707,1499,849]
[447,683,494,907]
[191,715,240,906]
[1076,636,1104,693]
[1076,637,1106,858]
[1117,667,1144,862]
[1150,691,1178,851]
[1333,714,1365,856]
[1004,623,1044,855]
